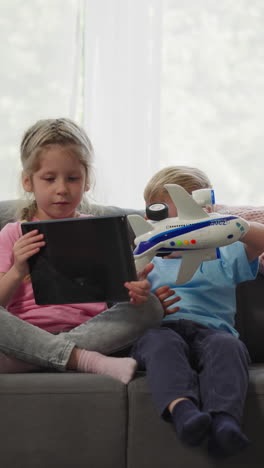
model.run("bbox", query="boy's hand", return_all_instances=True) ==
[13,230,45,278]
[124,263,154,305]
[154,285,181,316]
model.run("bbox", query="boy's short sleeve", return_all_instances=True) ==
[220,242,258,284]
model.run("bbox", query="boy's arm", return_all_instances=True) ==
[240,222,264,262]
[216,205,264,265]
[154,285,181,315]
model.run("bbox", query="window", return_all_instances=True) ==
[1,0,264,209]
[0,0,78,199]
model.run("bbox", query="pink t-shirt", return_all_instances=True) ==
[0,221,107,332]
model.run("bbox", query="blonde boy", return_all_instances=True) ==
[130,166,264,457]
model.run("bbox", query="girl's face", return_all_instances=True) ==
[23,144,89,220]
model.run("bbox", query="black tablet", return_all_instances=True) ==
[21,215,137,305]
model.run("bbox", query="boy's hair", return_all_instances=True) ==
[144,166,212,204]
[18,118,94,220]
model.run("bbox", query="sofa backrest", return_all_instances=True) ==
[236,275,264,363]
[0,200,17,230]
[0,200,263,363]
[0,199,145,230]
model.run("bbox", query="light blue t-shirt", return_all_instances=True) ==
[148,242,258,337]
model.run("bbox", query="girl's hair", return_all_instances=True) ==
[18,118,94,220]
[144,165,212,204]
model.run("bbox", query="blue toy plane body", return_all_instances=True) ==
[128,184,249,284]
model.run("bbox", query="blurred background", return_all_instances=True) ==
[1,0,264,208]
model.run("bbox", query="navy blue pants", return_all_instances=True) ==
[130,320,250,423]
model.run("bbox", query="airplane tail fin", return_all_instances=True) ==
[128,215,154,238]
[164,184,210,220]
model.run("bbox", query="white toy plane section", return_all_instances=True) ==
[128,184,249,285]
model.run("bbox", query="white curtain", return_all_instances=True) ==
[1,0,264,209]
[81,0,162,208]
[159,0,264,207]
[81,0,264,208]
[0,0,79,199]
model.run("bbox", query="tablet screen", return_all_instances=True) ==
[21,215,137,304]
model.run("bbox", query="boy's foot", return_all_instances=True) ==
[171,399,212,446]
[208,412,250,458]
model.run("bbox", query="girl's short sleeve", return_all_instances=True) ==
[0,222,21,272]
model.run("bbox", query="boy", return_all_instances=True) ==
[130,166,264,457]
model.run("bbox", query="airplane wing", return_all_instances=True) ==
[128,214,154,237]
[175,248,219,284]
[133,248,158,272]
[165,184,210,221]
[133,241,166,272]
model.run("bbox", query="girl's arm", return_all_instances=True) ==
[0,230,45,307]
[125,263,182,312]
[0,269,26,307]
[125,263,154,305]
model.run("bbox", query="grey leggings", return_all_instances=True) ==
[0,294,162,371]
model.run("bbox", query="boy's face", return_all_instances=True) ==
[163,197,178,217]
[147,194,212,219]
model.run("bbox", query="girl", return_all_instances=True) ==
[0,118,163,382]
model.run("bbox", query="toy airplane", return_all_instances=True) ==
[128,184,249,284]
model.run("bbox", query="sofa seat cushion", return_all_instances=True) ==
[127,370,264,468]
[0,373,127,468]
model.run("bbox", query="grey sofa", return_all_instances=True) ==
[0,200,264,468]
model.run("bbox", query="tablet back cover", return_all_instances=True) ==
[21,215,137,305]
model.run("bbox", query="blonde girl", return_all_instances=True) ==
[0,118,162,381]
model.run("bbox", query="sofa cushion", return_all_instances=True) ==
[0,373,127,468]
[127,370,264,468]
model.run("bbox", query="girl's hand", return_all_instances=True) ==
[124,263,154,305]
[13,230,45,278]
[154,285,181,316]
